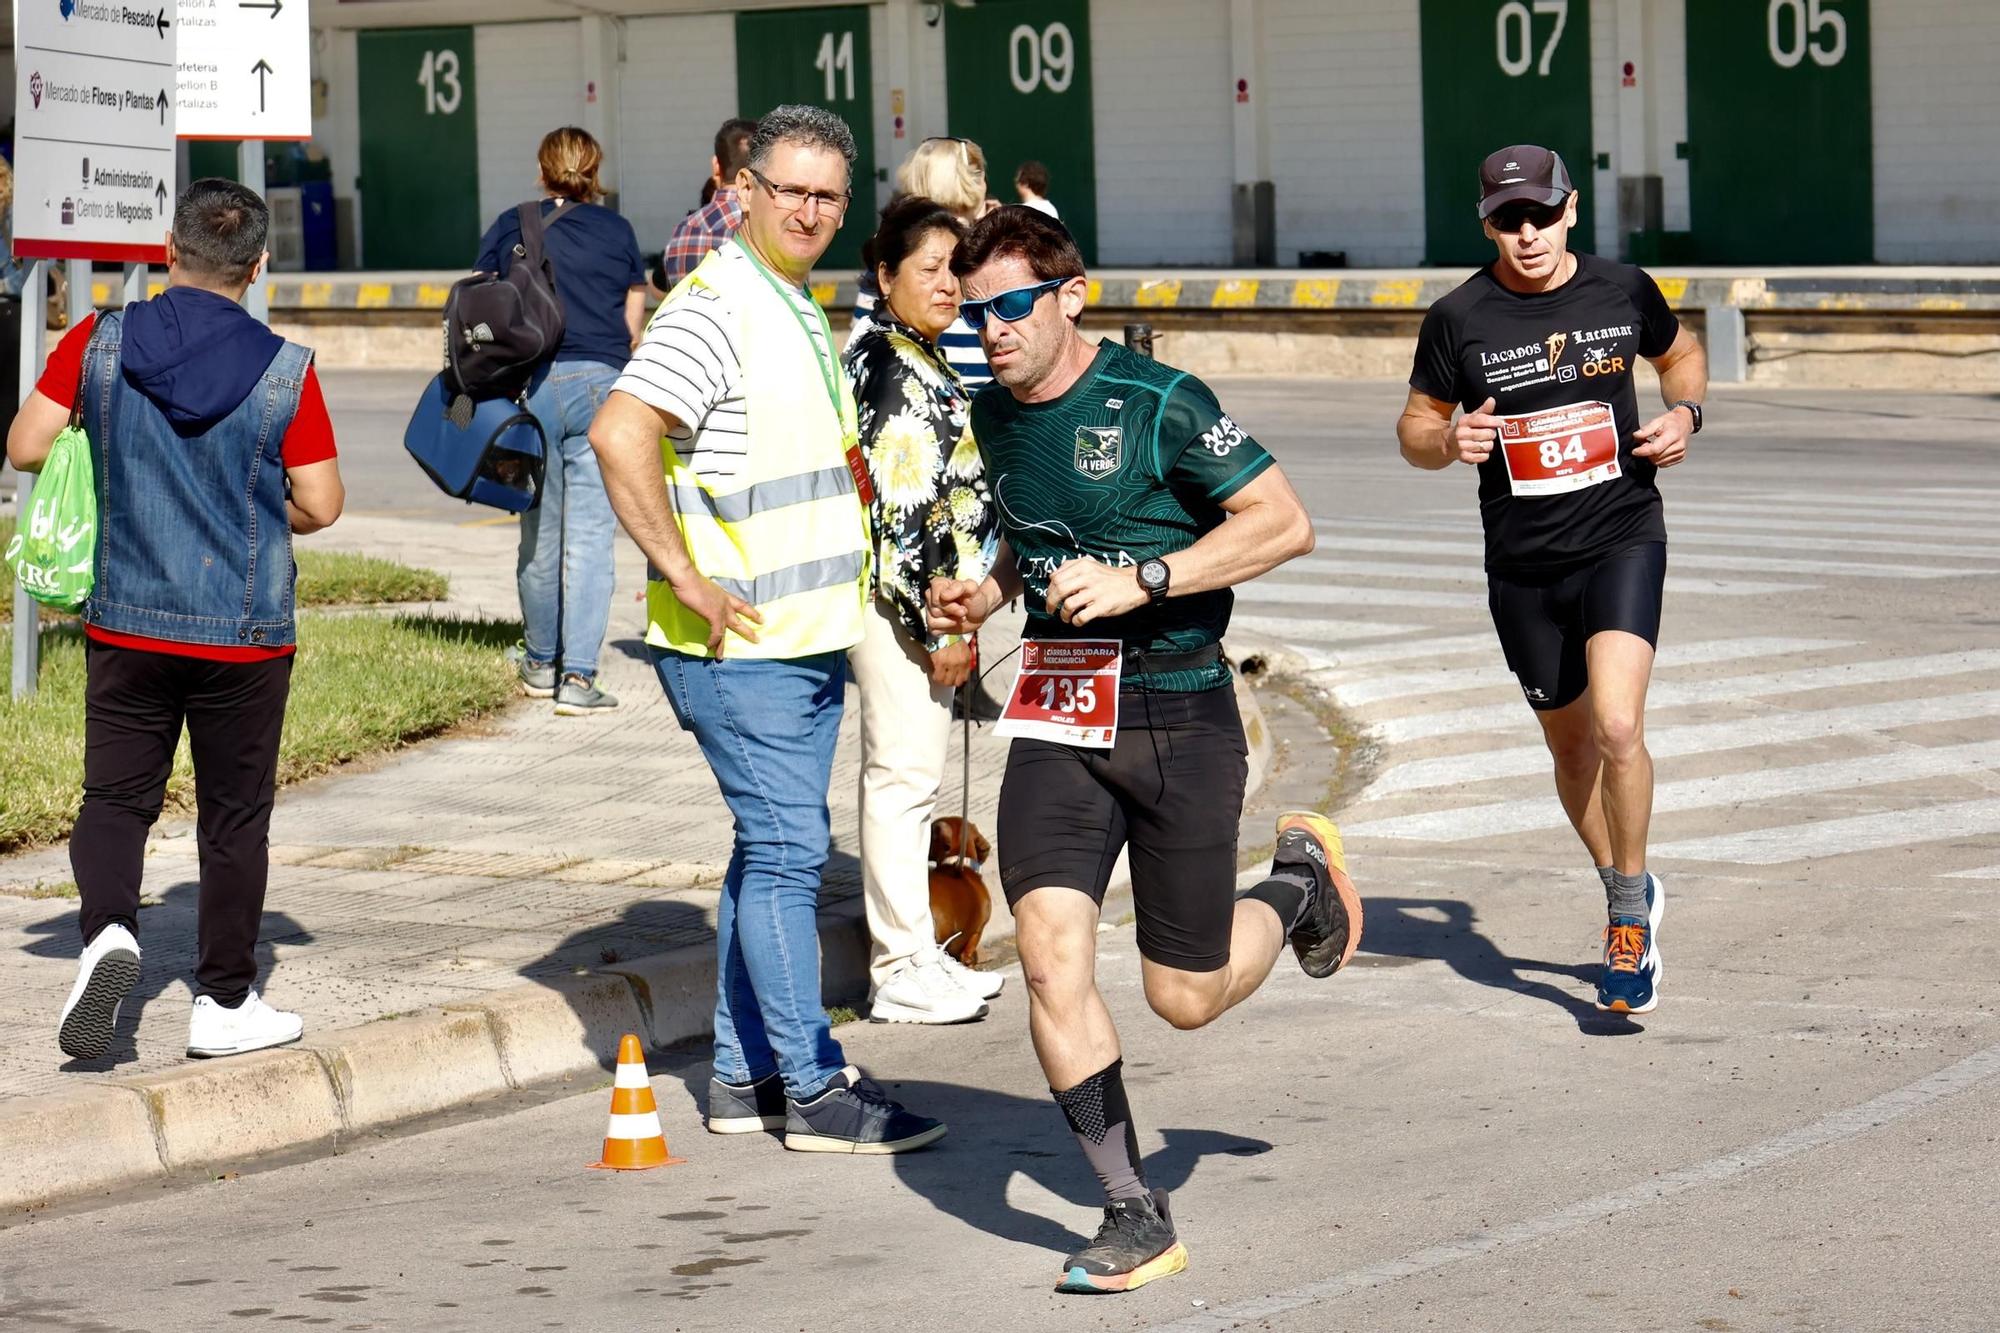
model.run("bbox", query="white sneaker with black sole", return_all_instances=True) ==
[186,989,304,1059]
[869,946,988,1024]
[58,923,141,1060]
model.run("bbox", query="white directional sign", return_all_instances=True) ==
[175,0,310,140]
[12,0,178,262]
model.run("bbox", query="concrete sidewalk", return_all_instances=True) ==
[0,510,1277,1214]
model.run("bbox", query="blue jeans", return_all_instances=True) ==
[652,648,848,1099]
[518,360,620,681]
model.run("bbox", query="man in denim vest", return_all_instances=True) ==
[6,179,345,1062]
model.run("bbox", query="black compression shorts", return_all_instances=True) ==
[997,686,1248,973]
[1486,541,1667,711]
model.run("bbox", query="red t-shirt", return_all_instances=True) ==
[36,314,339,661]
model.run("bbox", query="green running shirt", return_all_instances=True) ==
[971,341,1274,693]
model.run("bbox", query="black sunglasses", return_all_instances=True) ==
[1488,199,1568,233]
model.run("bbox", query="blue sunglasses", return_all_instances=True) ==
[960,278,1066,331]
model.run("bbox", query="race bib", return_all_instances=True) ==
[995,639,1123,749]
[1498,400,1621,497]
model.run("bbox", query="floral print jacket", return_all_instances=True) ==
[843,308,997,652]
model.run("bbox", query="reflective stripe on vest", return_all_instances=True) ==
[646,243,870,660]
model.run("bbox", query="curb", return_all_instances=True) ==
[0,666,1272,1219]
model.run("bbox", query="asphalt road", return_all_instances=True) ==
[4,376,1997,1333]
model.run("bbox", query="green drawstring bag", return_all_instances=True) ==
[5,399,97,610]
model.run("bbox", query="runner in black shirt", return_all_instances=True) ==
[1396,145,1708,1016]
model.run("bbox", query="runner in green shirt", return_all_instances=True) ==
[928,208,1367,1295]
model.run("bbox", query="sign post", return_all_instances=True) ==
[176,0,312,325]
[11,0,178,697]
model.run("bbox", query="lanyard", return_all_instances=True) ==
[739,243,846,431]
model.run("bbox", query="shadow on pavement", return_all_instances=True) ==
[1362,895,1643,1037]
[24,879,314,1071]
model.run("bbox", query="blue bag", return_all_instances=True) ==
[403,373,549,513]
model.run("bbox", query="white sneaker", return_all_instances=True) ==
[58,923,142,1060]
[869,948,989,1025]
[186,989,304,1059]
[938,942,1005,1001]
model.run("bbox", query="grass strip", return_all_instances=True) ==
[0,614,519,854]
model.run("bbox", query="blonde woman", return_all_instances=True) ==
[474,127,646,715]
[849,136,998,388]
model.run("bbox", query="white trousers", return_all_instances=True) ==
[849,596,956,992]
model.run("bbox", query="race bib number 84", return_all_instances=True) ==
[1498,400,1621,497]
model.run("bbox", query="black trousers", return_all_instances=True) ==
[72,640,293,1006]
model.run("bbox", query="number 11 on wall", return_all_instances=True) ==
[815,30,856,101]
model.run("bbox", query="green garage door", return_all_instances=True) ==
[737,6,877,273]
[945,0,1096,264]
[1686,0,1871,263]
[1420,0,1594,266]
[358,28,480,269]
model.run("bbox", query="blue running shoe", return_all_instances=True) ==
[1595,872,1664,1014]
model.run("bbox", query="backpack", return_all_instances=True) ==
[403,372,549,513]
[441,201,579,405]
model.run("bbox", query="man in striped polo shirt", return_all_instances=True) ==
[590,105,943,1156]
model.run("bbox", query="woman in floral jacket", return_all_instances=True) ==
[843,195,1001,1026]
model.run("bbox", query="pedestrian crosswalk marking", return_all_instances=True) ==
[1298,535,1985,580]
[1328,638,1847,708]
[1346,737,2000,844]
[1226,614,1425,645]
[1651,797,2000,865]
[1373,649,2000,744]
[1369,688,2000,796]
[1237,582,1486,611]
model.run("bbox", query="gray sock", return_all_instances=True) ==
[1596,865,1616,898]
[1607,868,1649,920]
[1053,1059,1149,1203]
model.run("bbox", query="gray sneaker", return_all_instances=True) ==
[707,1071,787,1134]
[784,1066,945,1155]
[554,674,619,716]
[505,643,557,698]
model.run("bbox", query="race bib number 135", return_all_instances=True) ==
[996,639,1122,749]
[1498,400,1621,497]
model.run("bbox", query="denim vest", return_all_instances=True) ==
[78,311,311,648]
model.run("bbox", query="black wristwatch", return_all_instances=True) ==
[1672,400,1703,434]
[1138,558,1171,604]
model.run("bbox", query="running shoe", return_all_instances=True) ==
[554,674,619,716]
[1596,872,1665,1014]
[784,1067,946,1155]
[186,989,304,1059]
[1273,811,1364,978]
[1056,1188,1188,1294]
[58,923,141,1060]
[706,1070,787,1134]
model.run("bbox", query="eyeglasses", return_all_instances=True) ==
[1488,199,1567,233]
[745,166,851,217]
[922,136,974,158]
[959,278,1066,330]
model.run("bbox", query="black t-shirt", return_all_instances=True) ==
[1410,252,1681,576]
[476,200,646,371]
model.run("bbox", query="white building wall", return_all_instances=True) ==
[1088,0,1235,264]
[473,22,586,232]
[1873,0,2000,263]
[1649,0,1689,232]
[1589,0,1617,256]
[617,14,739,256]
[1262,0,1426,267]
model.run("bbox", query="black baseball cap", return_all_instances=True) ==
[1478,145,1573,218]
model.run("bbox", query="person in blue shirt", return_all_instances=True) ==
[475,127,647,716]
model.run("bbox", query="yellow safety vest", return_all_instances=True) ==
[646,243,870,660]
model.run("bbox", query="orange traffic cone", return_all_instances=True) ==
[590,1034,685,1171]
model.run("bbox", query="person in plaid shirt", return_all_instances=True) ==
[657,118,758,291]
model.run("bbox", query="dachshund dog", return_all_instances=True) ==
[928,816,993,966]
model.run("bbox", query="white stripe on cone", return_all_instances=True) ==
[614,1062,650,1090]
[607,1111,664,1140]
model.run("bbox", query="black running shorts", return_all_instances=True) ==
[1486,541,1667,711]
[998,686,1248,973]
